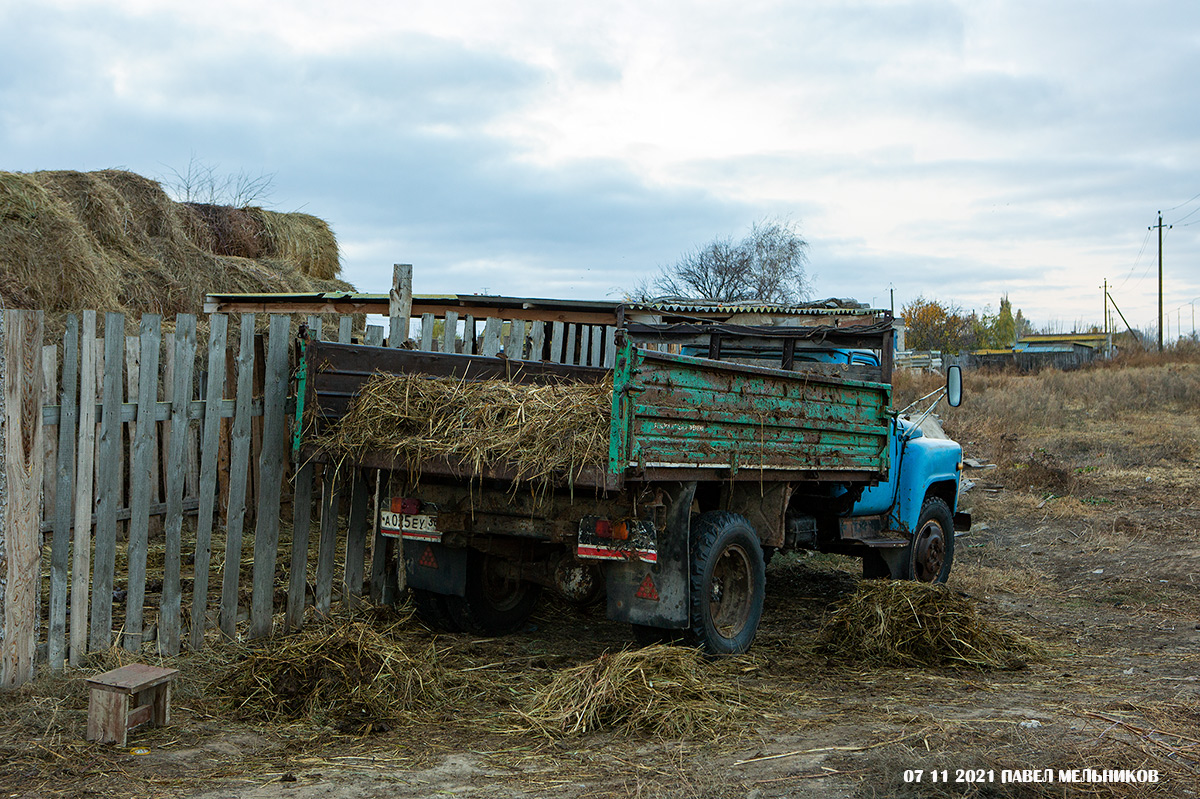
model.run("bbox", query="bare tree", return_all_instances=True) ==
[160,155,276,207]
[636,218,810,304]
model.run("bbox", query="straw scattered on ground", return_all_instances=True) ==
[319,372,613,490]
[821,580,1046,670]
[219,612,454,733]
[515,644,769,739]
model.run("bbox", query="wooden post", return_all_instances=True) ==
[442,311,458,355]
[388,264,412,348]
[419,313,435,351]
[529,321,545,362]
[90,313,125,652]
[286,317,321,631]
[462,315,475,355]
[315,464,341,617]
[70,311,98,666]
[550,322,565,363]
[506,319,526,359]
[338,315,353,345]
[41,345,57,531]
[343,468,369,610]
[481,317,503,357]
[219,315,256,639]
[49,316,79,670]
[159,315,196,655]
[125,315,162,652]
[565,324,578,365]
[590,326,604,367]
[190,314,227,651]
[603,326,617,368]
[364,325,384,347]
[0,310,44,689]
[249,315,290,639]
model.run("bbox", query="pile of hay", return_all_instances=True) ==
[220,616,453,732]
[516,645,764,738]
[821,581,1045,670]
[320,372,613,488]
[0,169,349,316]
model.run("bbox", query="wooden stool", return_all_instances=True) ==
[86,664,179,746]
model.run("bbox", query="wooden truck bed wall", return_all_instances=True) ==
[299,328,892,489]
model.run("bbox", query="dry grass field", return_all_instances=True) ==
[2,354,1198,798]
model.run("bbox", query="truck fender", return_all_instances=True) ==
[604,481,696,629]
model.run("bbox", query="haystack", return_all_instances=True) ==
[822,581,1044,670]
[516,645,764,738]
[319,372,613,488]
[0,169,350,316]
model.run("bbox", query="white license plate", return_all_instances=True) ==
[380,510,438,539]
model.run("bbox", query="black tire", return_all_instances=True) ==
[445,551,541,635]
[410,588,462,633]
[904,497,955,583]
[688,511,766,655]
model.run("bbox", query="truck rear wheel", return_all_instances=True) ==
[905,497,955,583]
[445,551,541,635]
[689,512,765,655]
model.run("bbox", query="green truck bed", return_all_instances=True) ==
[300,335,891,487]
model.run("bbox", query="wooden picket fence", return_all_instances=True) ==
[0,287,620,689]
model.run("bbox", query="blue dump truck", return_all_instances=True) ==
[298,301,968,654]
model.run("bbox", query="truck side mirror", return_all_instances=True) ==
[946,365,963,407]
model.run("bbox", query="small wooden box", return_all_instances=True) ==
[86,664,179,746]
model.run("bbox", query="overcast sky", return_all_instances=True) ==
[5,0,1200,335]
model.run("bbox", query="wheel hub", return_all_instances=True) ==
[709,544,752,637]
[913,522,946,582]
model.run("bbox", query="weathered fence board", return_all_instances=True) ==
[343,468,369,610]
[286,317,322,631]
[482,317,502,356]
[1,311,44,688]
[190,314,227,651]
[250,315,291,639]
[90,313,125,652]
[160,315,196,655]
[70,311,97,666]
[389,264,412,347]
[124,315,162,652]
[219,315,256,639]
[315,464,342,617]
[48,316,79,670]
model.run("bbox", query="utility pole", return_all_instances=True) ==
[1101,278,1109,357]
[1151,211,1171,352]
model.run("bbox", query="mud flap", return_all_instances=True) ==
[603,482,696,629]
[403,540,467,596]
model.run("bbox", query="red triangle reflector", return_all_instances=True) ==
[418,545,439,569]
[635,574,659,601]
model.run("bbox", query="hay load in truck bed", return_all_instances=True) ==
[299,334,892,492]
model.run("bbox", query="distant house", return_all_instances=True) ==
[967,332,1113,371]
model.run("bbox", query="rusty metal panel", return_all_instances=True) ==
[616,344,889,477]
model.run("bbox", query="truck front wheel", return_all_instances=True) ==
[445,551,541,635]
[689,512,766,655]
[905,497,955,583]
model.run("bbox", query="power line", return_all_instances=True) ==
[1118,227,1153,289]
[1163,189,1200,213]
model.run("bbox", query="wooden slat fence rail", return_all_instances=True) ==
[0,271,628,689]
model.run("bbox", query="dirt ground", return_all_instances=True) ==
[3,365,1199,798]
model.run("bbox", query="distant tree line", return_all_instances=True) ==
[902,295,1034,354]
